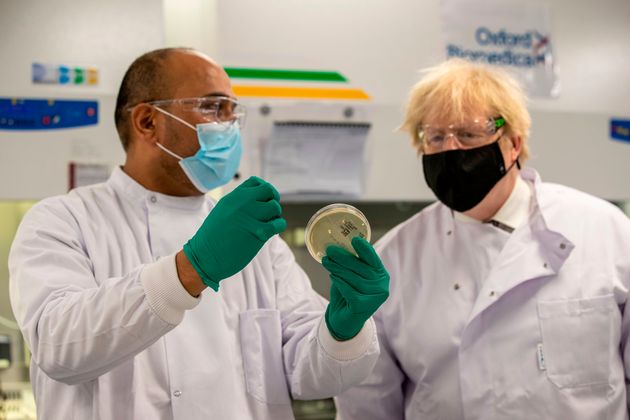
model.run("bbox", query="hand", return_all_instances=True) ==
[183,176,287,291]
[322,236,390,341]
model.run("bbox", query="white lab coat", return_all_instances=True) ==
[9,167,378,420]
[335,168,630,420]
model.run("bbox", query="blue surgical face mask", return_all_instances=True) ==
[153,107,242,193]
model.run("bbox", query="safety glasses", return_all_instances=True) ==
[418,116,506,153]
[147,96,247,127]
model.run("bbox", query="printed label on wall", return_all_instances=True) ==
[32,63,99,86]
[441,0,559,97]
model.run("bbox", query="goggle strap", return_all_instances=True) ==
[495,116,506,130]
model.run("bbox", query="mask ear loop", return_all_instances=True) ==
[151,106,194,160]
[509,138,521,170]
[156,142,184,160]
[153,106,197,130]
[505,157,520,173]
[500,130,521,171]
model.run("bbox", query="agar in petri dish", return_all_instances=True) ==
[305,203,371,263]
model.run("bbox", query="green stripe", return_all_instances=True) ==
[224,67,347,82]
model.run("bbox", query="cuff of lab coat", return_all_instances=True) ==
[140,254,201,325]
[317,316,376,361]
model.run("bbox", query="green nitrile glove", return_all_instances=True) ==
[322,236,390,341]
[183,176,287,291]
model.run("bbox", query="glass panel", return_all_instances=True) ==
[0,201,36,385]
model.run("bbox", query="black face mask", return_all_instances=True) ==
[422,139,518,212]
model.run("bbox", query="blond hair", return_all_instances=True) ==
[401,59,531,160]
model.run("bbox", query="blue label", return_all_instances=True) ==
[610,119,630,143]
[0,98,98,130]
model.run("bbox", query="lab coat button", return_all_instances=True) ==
[150,195,157,203]
[173,390,182,397]
[559,243,566,250]
[489,291,496,297]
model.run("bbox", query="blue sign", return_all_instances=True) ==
[610,119,630,143]
[0,98,98,130]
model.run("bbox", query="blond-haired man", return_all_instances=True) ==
[335,59,630,419]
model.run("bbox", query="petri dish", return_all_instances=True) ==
[305,203,371,263]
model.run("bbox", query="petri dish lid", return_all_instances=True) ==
[305,203,371,263]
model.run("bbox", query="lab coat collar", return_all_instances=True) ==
[108,167,209,210]
[520,167,575,273]
[491,175,531,230]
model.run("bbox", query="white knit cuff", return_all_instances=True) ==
[318,317,376,362]
[140,254,201,325]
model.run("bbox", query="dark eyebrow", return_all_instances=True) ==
[202,93,237,101]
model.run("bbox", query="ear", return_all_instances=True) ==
[509,135,522,160]
[129,104,159,146]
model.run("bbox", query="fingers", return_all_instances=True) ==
[351,236,383,269]
[326,270,361,301]
[252,217,287,241]
[324,246,375,278]
[226,177,285,242]
[325,244,354,259]
[325,237,383,270]
[246,199,282,221]
[266,182,281,202]
[238,176,263,189]
[239,176,281,202]
[323,252,381,284]
[324,242,383,280]
[328,272,381,314]
[269,217,287,234]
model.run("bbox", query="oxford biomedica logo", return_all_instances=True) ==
[447,27,552,68]
[440,0,559,97]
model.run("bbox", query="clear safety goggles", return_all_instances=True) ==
[418,116,505,153]
[147,96,247,127]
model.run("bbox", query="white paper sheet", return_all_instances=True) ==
[263,121,370,197]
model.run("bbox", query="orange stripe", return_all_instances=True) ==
[233,85,370,100]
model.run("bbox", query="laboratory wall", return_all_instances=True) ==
[164,0,630,201]
[1,0,628,200]
[0,0,165,200]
